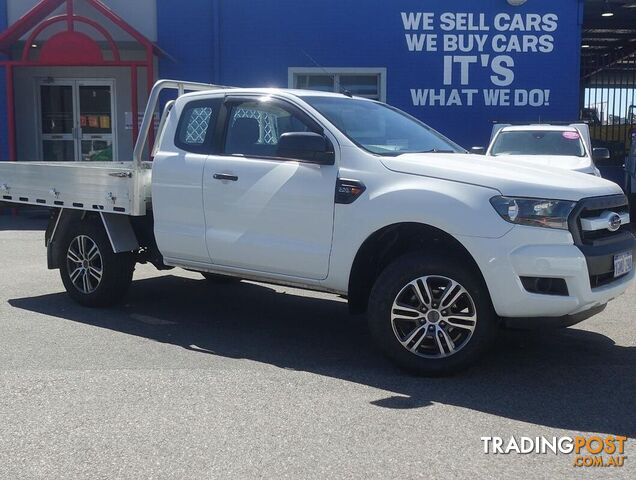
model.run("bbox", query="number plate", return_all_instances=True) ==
[614,252,633,278]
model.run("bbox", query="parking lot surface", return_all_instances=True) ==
[1,215,634,479]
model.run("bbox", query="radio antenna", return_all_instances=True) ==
[301,50,346,95]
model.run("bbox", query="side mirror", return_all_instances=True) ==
[592,147,611,162]
[277,132,334,164]
[470,146,486,155]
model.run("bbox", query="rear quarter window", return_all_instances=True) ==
[174,98,222,154]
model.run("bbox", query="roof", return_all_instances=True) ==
[180,87,372,101]
[582,0,636,78]
[0,0,168,58]
[500,125,579,132]
[583,1,636,54]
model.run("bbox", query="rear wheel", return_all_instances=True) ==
[59,221,135,307]
[368,252,497,376]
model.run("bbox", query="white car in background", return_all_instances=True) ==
[483,124,607,177]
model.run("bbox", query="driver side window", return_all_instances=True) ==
[223,99,315,158]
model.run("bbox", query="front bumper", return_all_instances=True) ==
[459,225,635,320]
[501,304,606,329]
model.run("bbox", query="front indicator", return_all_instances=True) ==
[335,179,366,204]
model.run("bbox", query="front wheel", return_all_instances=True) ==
[368,252,497,376]
[59,221,135,307]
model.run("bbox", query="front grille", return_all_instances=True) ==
[581,228,626,243]
[590,271,628,289]
[568,194,634,290]
[568,194,630,246]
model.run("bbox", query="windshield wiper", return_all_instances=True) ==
[410,149,458,154]
[376,148,460,157]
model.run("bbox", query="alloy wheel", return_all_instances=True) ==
[66,235,103,294]
[390,275,477,358]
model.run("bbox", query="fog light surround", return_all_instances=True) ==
[520,276,569,296]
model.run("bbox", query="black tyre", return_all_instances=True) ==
[59,220,135,307]
[368,252,497,376]
[201,272,240,284]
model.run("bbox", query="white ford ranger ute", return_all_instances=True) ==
[1,80,634,375]
[485,123,605,176]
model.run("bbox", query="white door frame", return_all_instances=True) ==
[35,78,118,161]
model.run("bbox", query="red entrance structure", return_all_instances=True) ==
[0,0,166,160]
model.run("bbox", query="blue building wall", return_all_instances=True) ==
[156,0,216,84]
[0,0,583,158]
[157,0,584,148]
[0,0,8,160]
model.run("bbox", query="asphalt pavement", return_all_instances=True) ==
[0,214,634,479]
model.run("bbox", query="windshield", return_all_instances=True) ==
[303,97,465,156]
[490,130,586,157]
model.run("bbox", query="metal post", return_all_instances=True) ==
[146,53,155,159]
[67,0,74,31]
[131,66,138,145]
[6,65,15,161]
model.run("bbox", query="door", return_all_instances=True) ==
[39,81,75,161]
[38,79,116,161]
[203,96,338,280]
[152,96,224,264]
[77,82,115,162]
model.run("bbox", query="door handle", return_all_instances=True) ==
[213,173,238,182]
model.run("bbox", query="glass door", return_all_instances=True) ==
[78,83,115,161]
[38,79,116,161]
[40,82,76,161]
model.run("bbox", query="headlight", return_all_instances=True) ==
[490,196,577,230]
